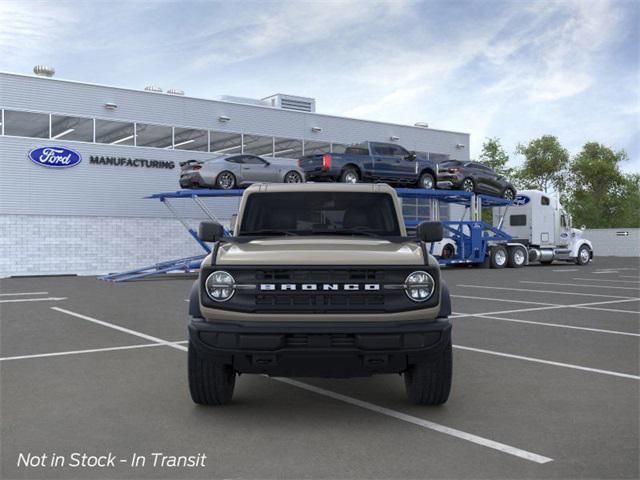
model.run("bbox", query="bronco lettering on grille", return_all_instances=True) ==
[260,284,380,291]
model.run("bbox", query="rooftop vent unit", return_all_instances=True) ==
[33,65,55,77]
[262,94,316,113]
[167,89,185,96]
[144,85,163,93]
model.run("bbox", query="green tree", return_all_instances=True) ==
[515,135,569,193]
[565,142,638,228]
[479,137,513,177]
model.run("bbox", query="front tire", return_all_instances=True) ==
[340,168,359,183]
[419,172,435,190]
[216,171,236,190]
[284,170,303,183]
[404,340,452,405]
[490,245,508,269]
[576,245,591,265]
[188,341,236,405]
[503,188,516,201]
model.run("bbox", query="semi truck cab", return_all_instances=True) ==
[495,190,593,265]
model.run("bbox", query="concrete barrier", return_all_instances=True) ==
[584,228,640,257]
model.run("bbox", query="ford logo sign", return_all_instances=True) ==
[28,146,82,168]
[513,195,530,206]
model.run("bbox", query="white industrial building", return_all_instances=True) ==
[0,69,470,277]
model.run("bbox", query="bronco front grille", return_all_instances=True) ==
[200,265,440,314]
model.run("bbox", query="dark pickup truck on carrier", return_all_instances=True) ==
[298,141,440,189]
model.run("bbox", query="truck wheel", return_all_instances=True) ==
[490,245,508,268]
[576,245,591,265]
[188,341,236,405]
[340,168,359,183]
[503,188,516,201]
[507,246,526,268]
[419,172,435,189]
[404,340,452,405]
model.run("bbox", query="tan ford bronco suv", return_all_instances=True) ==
[188,183,452,405]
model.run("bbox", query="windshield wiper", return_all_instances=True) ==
[240,229,300,236]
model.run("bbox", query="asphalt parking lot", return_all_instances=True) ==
[1,257,638,479]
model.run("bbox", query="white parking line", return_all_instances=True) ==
[0,297,67,304]
[454,313,640,337]
[0,341,188,362]
[51,307,188,351]
[451,298,640,318]
[454,345,640,380]
[457,284,637,299]
[552,269,579,272]
[572,278,640,284]
[621,275,640,279]
[274,377,553,464]
[48,307,554,464]
[451,294,556,306]
[520,281,640,291]
[0,291,49,296]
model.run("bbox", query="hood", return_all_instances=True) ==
[215,237,424,265]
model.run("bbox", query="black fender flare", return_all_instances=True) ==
[189,280,203,318]
[438,281,452,318]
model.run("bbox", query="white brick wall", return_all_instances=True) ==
[0,214,216,277]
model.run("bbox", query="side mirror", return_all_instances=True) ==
[199,221,225,242]
[229,214,238,234]
[407,151,417,161]
[416,221,443,243]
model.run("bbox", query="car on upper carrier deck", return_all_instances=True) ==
[297,141,441,190]
[179,154,305,189]
[437,160,517,200]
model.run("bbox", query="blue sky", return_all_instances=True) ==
[1,0,638,171]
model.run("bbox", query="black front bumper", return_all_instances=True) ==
[189,318,451,378]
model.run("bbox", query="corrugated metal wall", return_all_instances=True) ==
[584,228,640,257]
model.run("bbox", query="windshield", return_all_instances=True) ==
[239,192,401,237]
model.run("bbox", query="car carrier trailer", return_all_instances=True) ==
[100,186,593,282]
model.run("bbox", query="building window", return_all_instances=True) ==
[273,137,303,158]
[50,114,93,142]
[210,131,243,154]
[135,123,173,148]
[173,127,208,151]
[3,110,49,138]
[95,119,135,145]
[303,140,331,155]
[243,134,274,156]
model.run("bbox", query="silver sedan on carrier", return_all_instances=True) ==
[179,154,305,189]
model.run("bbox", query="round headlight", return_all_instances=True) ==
[205,271,235,302]
[404,271,435,302]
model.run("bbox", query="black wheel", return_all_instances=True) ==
[340,168,359,183]
[576,245,591,265]
[441,243,455,259]
[404,340,452,405]
[216,171,236,190]
[507,246,526,268]
[461,178,475,192]
[188,341,236,405]
[503,188,516,201]
[284,170,303,183]
[419,172,435,190]
[490,245,508,269]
